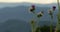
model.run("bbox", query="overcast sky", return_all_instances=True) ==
[0,0,60,4]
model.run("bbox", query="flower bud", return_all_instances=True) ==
[48,9,53,15]
[37,11,44,18]
[30,5,35,13]
[32,5,35,9]
[31,20,35,25]
[30,8,35,12]
[52,6,56,11]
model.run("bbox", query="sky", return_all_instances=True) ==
[0,0,60,4]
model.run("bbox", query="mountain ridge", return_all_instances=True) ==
[0,2,58,8]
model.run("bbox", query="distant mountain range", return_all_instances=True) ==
[0,3,58,22]
[0,2,58,8]
[0,2,58,23]
[0,2,58,32]
[0,19,31,32]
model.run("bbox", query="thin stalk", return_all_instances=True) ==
[31,13,35,32]
[34,13,41,32]
[37,18,41,32]
[56,0,60,32]
[33,12,41,32]
[31,12,37,32]
[50,15,53,32]
[57,0,60,13]
[35,17,41,32]
[31,24,34,32]
[36,18,41,27]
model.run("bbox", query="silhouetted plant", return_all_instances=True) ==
[40,25,56,32]
[48,6,56,32]
[29,5,44,32]
[30,5,35,13]
[28,1,58,32]
[31,19,36,32]
[29,5,56,32]
[30,5,36,32]
[35,25,56,32]
[40,25,50,32]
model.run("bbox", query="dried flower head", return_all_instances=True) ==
[37,11,44,18]
[30,5,35,13]
[30,8,35,12]
[52,6,56,11]
[48,9,53,15]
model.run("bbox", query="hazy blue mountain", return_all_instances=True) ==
[0,2,58,8]
[0,19,31,32]
[0,5,58,22]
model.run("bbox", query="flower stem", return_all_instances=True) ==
[31,12,37,32]
[56,0,60,32]
[50,15,53,32]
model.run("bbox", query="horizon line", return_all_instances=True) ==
[0,2,58,4]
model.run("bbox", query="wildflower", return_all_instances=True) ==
[30,8,35,12]
[30,5,35,13]
[32,5,35,9]
[52,6,56,11]
[48,9,53,15]
[37,11,44,18]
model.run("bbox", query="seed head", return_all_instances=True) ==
[30,8,35,12]
[30,5,35,13]
[37,11,44,18]
[48,9,53,15]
